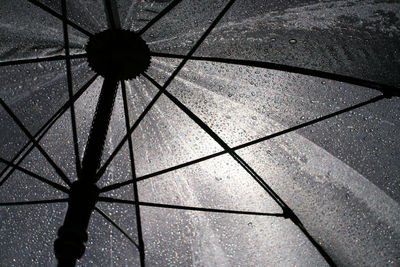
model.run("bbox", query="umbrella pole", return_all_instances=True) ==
[53,16,150,262]
[54,77,119,266]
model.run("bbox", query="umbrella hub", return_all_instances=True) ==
[86,29,151,80]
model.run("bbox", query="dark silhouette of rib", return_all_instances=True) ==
[143,73,285,205]
[0,99,72,186]
[94,207,139,249]
[104,0,121,30]
[143,73,336,266]
[0,157,69,193]
[138,0,183,35]
[151,52,399,97]
[96,0,238,181]
[0,53,86,67]
[121,81,145,266]
[296,219,336,267]
[100,95,385,193]
[62,0,81,174]
[0,199,68,206]
[98,197,285,217]
[28,0,93,37]
[229,96,385,151]
[94,77,162,181]
[0,75,98,187]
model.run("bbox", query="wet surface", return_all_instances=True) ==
[1,0,399,266]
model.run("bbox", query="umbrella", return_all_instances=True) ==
[0,0,399,266]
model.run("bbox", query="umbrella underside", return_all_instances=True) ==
[0,0,399,266]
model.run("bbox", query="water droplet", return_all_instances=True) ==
[321,81,326,85]
[271,38,276,42]
[248,222,253,227]
[289,39,297,44]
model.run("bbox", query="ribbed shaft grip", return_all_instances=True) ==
[54,181,99,267]
[80,77,119,182]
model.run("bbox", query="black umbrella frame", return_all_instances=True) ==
[0,0,399,266]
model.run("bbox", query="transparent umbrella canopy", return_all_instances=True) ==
[0,0,399,266]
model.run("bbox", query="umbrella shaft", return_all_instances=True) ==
[80,77,119,182]
[54,181,99,266]
[55,77,118,266]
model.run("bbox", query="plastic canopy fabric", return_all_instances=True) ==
[0,0,399,266]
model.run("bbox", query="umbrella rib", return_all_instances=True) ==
[142,73,336,266]
[0,53,86,67]
[98,197,285,217]
[95,0,238,181]
[121,80,146,266]
[27,0,93,37]
[0,157,69,193]
[297,222,337,267]
[61,0,82,173]
[94,207,140,250]
[104,0,121,30]
[229,96,386,150]
[0,75,98,186]
[138,0,183,35]
[99,149,223,192]
[143,73,287,208]
[150,52,399,97]
[100,95,385,193]
[8,2,394,266]
[95,81,163,180]
[0,198,68,206]
[0,99,72,186]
